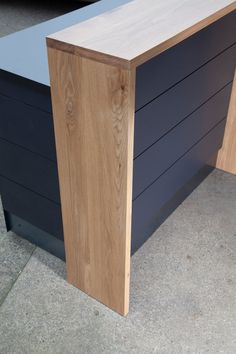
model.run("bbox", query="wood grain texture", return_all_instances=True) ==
[47,0,236,68]
[216,70,236,174]
[47,47,135,315]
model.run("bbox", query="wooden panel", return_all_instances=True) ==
[135,10,236,110]
[216,70,236,173]
[134,44,236,157]
[0,93,56,161]
[133,84,232,199]
[0,176,63,240]
[47,0,236,68]
[132,119,226,253]
[48,47,135,315]
[0,139,60,203]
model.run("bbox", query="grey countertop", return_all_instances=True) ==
[0,0,131,87]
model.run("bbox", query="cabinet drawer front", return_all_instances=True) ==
[133,83,232,199]
[136,10,236,110]
[0,70,52,113]
[0,94,56,161]
[0,176,63,240]
[132,119,226,253]
[134,44,236,157]
[0,139,60,203]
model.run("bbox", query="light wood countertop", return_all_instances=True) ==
[47,0,236,68]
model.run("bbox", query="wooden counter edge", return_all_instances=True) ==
[46,38,131,69]
[47,2,236,69]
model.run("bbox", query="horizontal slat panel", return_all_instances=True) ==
[135,10,236,110]
[0,94,56,161]
[0,139,60,203]
[0,176,63,240]
[0,70,52,113]
[131,119,226,253]
[131,162,215,254]
[133,83,232,198]
[134,44,236,157]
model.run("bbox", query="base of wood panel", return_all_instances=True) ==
[4,211,65,260]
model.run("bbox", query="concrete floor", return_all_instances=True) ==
[0,0,86,36]
[0,3,236,354]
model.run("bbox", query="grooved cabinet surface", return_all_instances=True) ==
[0,93,56,160]
[133,83,232,199]
[135,10,236,110]
[132,119,226,252]
[0,139,60,203]
[134,44,236,157]
[0,71,52,112]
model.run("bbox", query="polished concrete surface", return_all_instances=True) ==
[1,169,236,354]
[0,3,236,354]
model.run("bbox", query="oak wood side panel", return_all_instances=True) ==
[216,70,236,173]
[47,47,135,315]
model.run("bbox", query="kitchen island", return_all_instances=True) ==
[0,0,235,316]
[47,0,236,315]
